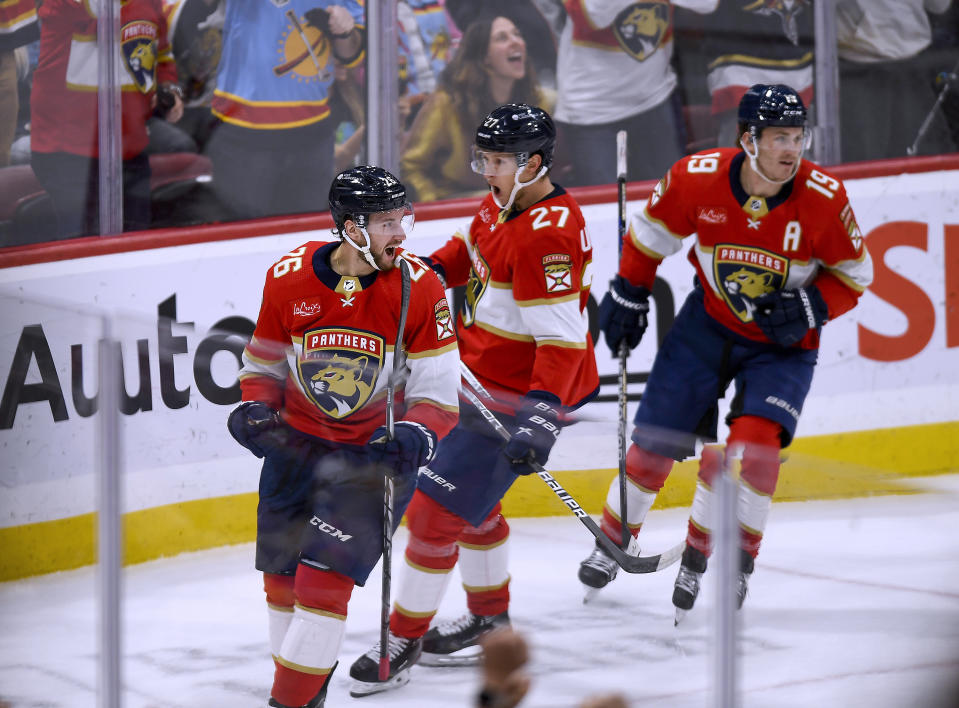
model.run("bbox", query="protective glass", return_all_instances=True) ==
[470,147,527,176]
[365,203,414,236]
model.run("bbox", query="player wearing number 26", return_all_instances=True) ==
[226,166,459,708]
[579,84,874,621]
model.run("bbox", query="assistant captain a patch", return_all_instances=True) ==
[298,328,384,419]
[543,253,573,293]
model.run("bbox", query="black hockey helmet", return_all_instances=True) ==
[474,103,555,169]
[737,84,807,136]
[328,165,409,231]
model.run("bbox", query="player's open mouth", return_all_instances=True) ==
[385,246,396,258]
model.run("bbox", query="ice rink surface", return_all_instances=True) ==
[2,475,959,708]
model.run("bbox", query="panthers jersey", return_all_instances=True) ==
[620,148,873,348]
[240,241,460,445]
[431,187,599,412]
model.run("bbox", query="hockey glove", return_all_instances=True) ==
[367,421,438,480]
[503,391,561,475]
[227,401,284,459]
[599,276,650,356]
[752,286,829,347]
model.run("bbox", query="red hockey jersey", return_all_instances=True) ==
[431,187,599,412]
[240,242,460,445]
[620,148,873,349]
[31,0,176,158]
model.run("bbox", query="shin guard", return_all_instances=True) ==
[458,505,510,617]
[600,444,672,543]
[270,564,353,707]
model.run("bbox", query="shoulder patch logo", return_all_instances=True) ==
[839,202,863,252]
[543,253,573,293]
[434,299,455,341]
[713,244,788,322]
[298,328,384,419]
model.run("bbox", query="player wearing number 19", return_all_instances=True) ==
[579,84,874,621]
[227,165,460,708]
[349,103,599,695]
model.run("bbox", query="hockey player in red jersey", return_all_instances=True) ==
[349,103,599,695]
[227,166,459,708]
[577,84,874,622]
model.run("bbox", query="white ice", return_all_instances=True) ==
[2,475,959,708]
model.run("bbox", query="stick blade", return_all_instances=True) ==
[616,130,627,179]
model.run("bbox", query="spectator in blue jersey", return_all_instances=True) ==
[206,0,364,219]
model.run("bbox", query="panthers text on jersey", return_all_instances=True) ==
[620,148,873,348]
[239,241,459,445]
[431,186,599,412]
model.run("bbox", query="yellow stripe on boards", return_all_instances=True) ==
[2,423,955,581]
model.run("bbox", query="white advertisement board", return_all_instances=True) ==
[1,169,957,527]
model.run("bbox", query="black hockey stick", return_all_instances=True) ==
[379,256,411,680]
[615,129,630,552]
[459,363,682,574]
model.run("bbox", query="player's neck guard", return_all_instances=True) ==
[493,164,549,212]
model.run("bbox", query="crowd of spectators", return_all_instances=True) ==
[0,0,956,245]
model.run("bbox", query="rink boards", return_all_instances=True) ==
[1,163,957,580]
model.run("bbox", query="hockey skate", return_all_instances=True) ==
[349,634,422,697]
[268,661,337,708]
[418,611,511,667]
[672,545,707,626]
[577,541,620,602]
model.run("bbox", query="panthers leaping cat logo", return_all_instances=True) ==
[309,354,373,417]
[298,328,385,419]
[724,268,775,321]
[613,2,671,62]
[713,245,788,322]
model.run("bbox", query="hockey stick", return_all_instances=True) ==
[615,129,630,552]
[379,257,411,680]
[459,363,682,574]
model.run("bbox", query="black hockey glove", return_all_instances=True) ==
[752,286,829,347]
[599,275,650,356]
[367,421,438,480]
[503,391,561,475]
[227,401,284,459]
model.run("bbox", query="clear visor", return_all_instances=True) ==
[364,203,415,237]
[759,126,812,152]
[470,147,528,176]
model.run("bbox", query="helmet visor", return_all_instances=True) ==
[759,126,812,153]
[364,203,415,237]
[470,147,527,176]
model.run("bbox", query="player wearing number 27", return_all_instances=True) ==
[227,166,459,708]
[349,103,599,695]
[578,84,874,620]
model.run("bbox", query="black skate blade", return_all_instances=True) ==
[349,670,411,698]
[418,646,483,667]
